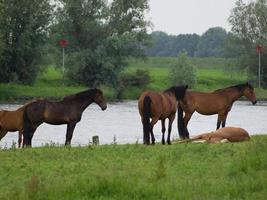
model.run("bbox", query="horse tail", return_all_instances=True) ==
[23,107,32,147]
[177,104,189,139]
[143,96,152,144]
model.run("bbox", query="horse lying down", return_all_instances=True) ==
[178,127,250,143]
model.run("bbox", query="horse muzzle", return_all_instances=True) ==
[252,100,257,105]
[101,104,107,111]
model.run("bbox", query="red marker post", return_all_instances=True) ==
[59,39,68,84]
[256,45,264,88]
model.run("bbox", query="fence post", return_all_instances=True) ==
[92,136,99,145]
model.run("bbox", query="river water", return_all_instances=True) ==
[0,101,267,147]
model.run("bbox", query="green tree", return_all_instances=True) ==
[55,0,150,87]
[169,52,196,87]
[146,31,200,57]
[195,27,228,57]
[228,0,267,87]
[0,0,53,84]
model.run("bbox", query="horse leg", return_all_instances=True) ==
[0,128,7,141]
[181,112,193,139]
[216,117,221,130]
[221,112,228,128]
[161,119,166,144]
[150,117,159,145]
[184,112,193,127]
[28,127,37,147]
[167,114,175,145]
[65,122,77,146]
[216,114,224,129]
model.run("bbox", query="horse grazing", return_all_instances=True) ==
[138,85,188,145]
[178,127,250,143]
[23,88,107,147]
[178,82,257,137]
[0,99,42,147]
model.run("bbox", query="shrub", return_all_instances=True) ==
[119,69,150,87]
[169,52,196,87]
[116,69,150,99]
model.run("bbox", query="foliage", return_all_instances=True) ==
[54,0,150,87]
[228,0,267,87]
[229,0,267,42]
[119,69,150,87]
[0,136,266,199]
[169,52,196,87]
[146,28,229,58]
[0,0,53,84]
[195,27,228,57]
[146,31,200,57]
[117,69,150,99]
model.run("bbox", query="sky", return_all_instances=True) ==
[146,0,244,35]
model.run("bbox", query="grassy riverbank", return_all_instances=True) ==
[0,135,266,199]
[0,57,267,101]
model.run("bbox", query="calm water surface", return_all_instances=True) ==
[0,101,266,147]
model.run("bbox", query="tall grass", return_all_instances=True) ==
[0,135,266,199]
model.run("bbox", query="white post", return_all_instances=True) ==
[258,51,261,88]
[62,47,65,84]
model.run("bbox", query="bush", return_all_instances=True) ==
[116,69,150,99]
[169,52,196,87]
[119,69,150,87]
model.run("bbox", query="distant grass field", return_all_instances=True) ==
[0,67,85,102]
[0,135,266,200]
[123,57,263,99]
[0,57,266,101]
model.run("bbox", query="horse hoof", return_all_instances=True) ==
[162,140,165,145]
[167,141,171,145]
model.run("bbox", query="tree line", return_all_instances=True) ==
[0,0,266,88]
[147,0,267,87]
[146,27,228,58]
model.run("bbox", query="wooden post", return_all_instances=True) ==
[92,136,99,145]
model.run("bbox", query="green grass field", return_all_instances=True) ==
[123,57,266,99]
[0,135,266,200]
[0,57,267,101]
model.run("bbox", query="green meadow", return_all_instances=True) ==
[0,57,267,101]
[0,135,266,200]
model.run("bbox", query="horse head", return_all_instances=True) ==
[243,82,257,105]
[93,89,107,110]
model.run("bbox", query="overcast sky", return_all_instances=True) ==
[146,0,247,35]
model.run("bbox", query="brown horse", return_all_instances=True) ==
[138,85,188,145]
[178,83,257,138]
[0,99,42,147]
[23,88,107,147]
[177,127,250,143]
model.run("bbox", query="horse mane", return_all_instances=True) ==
[214,83,254,93]
[63,88,99,101]
[164,85,188,100]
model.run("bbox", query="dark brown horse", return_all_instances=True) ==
[23,88,107,147]
[178,83,257,138]
[0,98,42,147]
[138,85,188,145]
